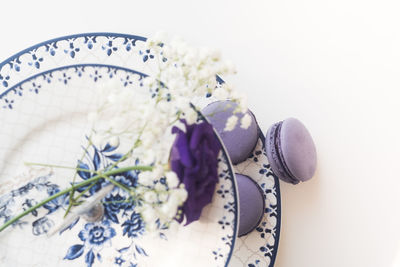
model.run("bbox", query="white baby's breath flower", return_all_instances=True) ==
[82,33,247,232]
[230,91,248,113]
[209,48,222,61]
[138,204,159,232]
[143,191,158,203]
[146,221,158,233]
[140,133,156,149]
[2,32,254,235]
[182,108,198,125]
[240,113,252,129]
[224,115,238,131]
[165,171,180,188]
[158,191,169,203]
[151,31,167,45]
[220,82,233,94]
[140,149,156,165]
[134,186,145,196]
[138,171,154,186]
[154,182,166,192]
[172,187,188,203]
[213,87,229,100]
[142,76,156,87]
[141,206,157,222]
[222,60,236,74]
[160,202,178,219]
[152,165,164,178]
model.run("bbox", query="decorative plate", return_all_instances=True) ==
[230,131,281,267]
[0,33,280,267]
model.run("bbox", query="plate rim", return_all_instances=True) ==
[258,129,281,267]
[0,32,146,71]
[0,62,239,267]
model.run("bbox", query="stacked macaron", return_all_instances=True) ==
[235,173,265,236]
[202,100,317,236]
[265,118,317,184]
[201,101,259,165]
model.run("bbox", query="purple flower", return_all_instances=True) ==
[170,120,221,225]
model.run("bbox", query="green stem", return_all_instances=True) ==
[72,183,97,203]
[64,131,146,217]
[99,174,131,194]
[0,165,153,233]
[24,162,96,173]
[66,140,93,216]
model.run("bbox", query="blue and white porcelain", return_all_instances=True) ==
[0,33,280,267]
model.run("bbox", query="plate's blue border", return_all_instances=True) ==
[217,76,281,267]
[0,63,148,99]
[259,130,281,267]
[0,33,146,71]
[0,59,240,267]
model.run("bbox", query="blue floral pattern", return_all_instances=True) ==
[0,171,66,234]
[64,220,118,267]
[0,64,240,266]
[0,33,279,266]
[121,212,145,238]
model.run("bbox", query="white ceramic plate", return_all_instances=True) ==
[0,33,280,267]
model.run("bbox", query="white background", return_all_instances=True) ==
[1,1,400,266]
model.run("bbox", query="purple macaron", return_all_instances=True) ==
[236,173,265,236]
[202,101,258,164]
[265,118,317,184]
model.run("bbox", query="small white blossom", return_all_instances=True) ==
[143,191,158,203]
[240,113,252,129]
[213,88,229,100]
[81,33,249,233]
[158,191,169,202]
[152,165,164,179]
[224,115,238,131]
[142,208,157,222]
[231,91,248,113]
[154,182,166,192]
[146,31,167,50]
[182,108,198,125]
[142,76,156,87]
[222,60,236,74]
[140,149,156,165]
[160,202,179,219]
[172,187,188,203]
[165,171,180,188]
[138,171,154,186]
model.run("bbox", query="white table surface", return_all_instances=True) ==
[1,1,400,266]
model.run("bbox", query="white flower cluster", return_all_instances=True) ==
[145,32,249,130]
[87,32,248,230]
[136,169,188,231]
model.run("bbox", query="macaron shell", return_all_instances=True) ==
[280,118,317,182]
[236,173,265,237]
[265,122,299,184]
[202,101,259,164]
